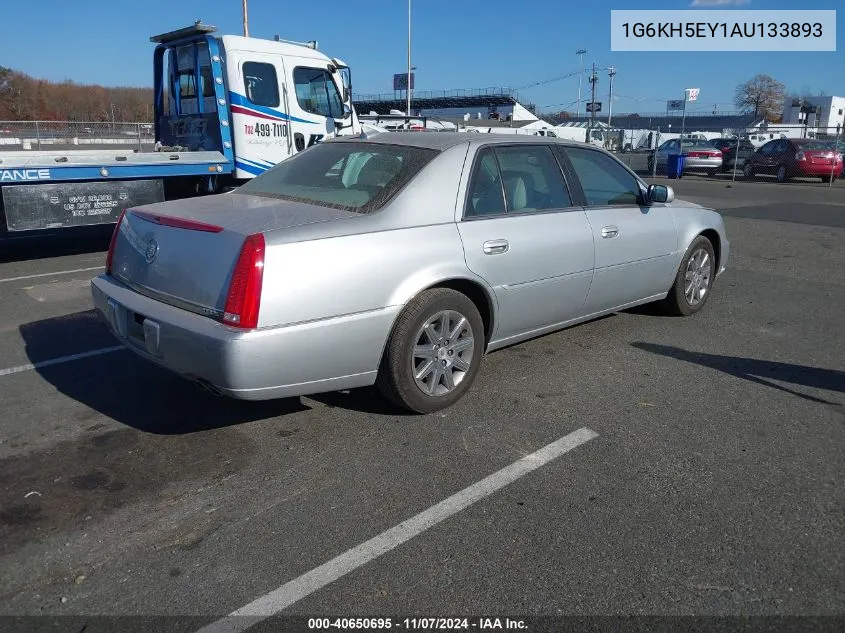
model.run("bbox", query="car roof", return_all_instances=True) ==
[331,131,593,152]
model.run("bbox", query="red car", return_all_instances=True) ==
[743,138,843,183]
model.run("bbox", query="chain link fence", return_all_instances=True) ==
[0,121,155,152]
[578,123,845,188]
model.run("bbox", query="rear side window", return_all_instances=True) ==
[564,147,642,207]
[465,149,505,217]
[494,146,572,212]
[464,145,572,217]
[293,68,344,119]
[243,62,280,107]
[235,141,438,213]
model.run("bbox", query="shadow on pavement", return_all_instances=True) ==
[19,310,310,434]
[632,342,844,406]
[0,225,113,263]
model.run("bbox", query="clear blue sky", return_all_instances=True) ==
[0,0,841,115]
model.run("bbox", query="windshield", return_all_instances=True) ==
[235,141,439,213]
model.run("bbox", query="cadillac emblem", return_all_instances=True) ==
[145,239,159,264]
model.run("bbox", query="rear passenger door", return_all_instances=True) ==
[457,144,594,343]
[559,146,679,313]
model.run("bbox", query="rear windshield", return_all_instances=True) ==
[235,141,439,213]
[679,139,716,150]
[796,140,835,151]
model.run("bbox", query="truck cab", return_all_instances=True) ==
[152,22,360,182]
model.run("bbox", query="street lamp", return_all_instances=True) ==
[407,0,412,117]
[576,49,586,118]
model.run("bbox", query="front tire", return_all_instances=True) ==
[377,288,485,413]
[743,163,755,179]
[660,236,717,317]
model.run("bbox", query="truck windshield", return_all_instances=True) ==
[235,142,439,213]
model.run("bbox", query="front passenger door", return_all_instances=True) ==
[560,146,679,313]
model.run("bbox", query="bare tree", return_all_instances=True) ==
[734,74,786,121]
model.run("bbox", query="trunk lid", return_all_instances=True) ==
[109,192,358,318]
[804,150,835,165]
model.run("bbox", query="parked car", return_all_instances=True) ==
[92,133,730,413]
[743,138,843,183]
[709,138,756,172]
[648,138,723,176]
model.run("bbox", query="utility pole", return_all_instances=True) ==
[607,66,616,128]
[576,49,586,118]
[407,0,412,118]
[242,0,249,37]
[588,63,598,142]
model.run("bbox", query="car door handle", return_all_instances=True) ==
[601,226,619,239]
[483,239,509,255]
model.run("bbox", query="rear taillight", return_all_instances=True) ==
[796,151,806,161]
[105,209,127,276]
[223,233,265,329]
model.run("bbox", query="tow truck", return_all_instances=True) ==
[0,21,360,236]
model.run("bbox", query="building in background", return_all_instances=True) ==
[781,96,845,132]
[353,88,538,122]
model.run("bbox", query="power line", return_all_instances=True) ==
[515,69,582,91]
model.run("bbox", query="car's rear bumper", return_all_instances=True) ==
[91,274,399,400]
[796,163,842,176]
[683,157,723,170]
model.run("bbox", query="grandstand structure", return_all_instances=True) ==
[353,88,538,121]
[551,113,764,133]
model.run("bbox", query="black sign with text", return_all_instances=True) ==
[2,179,164,231]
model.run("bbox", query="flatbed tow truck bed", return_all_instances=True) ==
[1,149,230,234]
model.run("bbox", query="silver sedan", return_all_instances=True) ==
[648,138,724,175]
[92,133,730,413]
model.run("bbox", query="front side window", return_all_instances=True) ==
[243,62,280,107]
[564,147,642,207]
[294,67,344,119]
[235,142,438,213]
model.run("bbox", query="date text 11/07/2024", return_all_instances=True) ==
[307,617,529,630]
[621,22,823,39]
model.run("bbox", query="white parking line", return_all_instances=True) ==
[0,266,103,284]
[196,427,599,633]
[0,345,125,378]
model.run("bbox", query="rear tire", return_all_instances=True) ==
[659,236,717,317]
[376,288,485,414]
[776,164,789,183]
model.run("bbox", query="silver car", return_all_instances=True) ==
[648,138,724,175]
[92,133,729,413]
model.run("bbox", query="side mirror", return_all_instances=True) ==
[647,184,674,204]
[334,105,353,130]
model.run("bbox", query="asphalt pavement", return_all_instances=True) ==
[0,180,842,631]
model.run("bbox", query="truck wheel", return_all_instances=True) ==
[377,288,484,414]
[659,236,717,317]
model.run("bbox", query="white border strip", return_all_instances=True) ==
[196,427,599,633]
[0,266,103,284]
[0,345,125,378]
